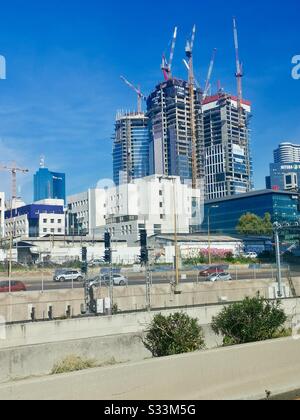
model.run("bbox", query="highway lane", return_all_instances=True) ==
[10,269,298,292]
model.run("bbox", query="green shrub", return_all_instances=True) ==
[212,295,287,346]
[144,312,205,358]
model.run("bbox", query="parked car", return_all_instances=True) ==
[243,252,258,259]
[89,274,128,288]
[88,258,105,268]
[53,269,84,283]
[208,273,232,283]
[0,281,27,293]
[199,266,226,277]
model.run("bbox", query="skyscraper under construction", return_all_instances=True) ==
[113,112,150,186]
[147,78,204,186]
[202,91,253,200]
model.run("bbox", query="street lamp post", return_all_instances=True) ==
[208,205,219,266]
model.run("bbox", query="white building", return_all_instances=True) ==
[67,189,106,236]
[106,175,203,243]
[0,192,5,238]
[4,199,65,239]
[274,142,300,164]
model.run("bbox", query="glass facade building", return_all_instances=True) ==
[113,113,150,186]
[202,190,300,235]
[34,168,66,203]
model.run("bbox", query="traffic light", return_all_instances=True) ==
[82,247,87,262]
[140,230,149,265]
[140,230,147,248]
[104,232,112,264]
[104,249,112,264]
[105,232,111,249]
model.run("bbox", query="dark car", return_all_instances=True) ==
[0,281,27,293]
[199,266,226,277]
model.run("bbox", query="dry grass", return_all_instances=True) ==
[51,355,96,375]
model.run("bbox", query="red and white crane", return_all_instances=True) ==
[233,17,244,127]
[120,76,147,114]
[161,27,178,81]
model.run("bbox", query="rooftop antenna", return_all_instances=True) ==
[40,155,45,169]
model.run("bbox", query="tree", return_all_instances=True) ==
[144,313,205,358]
[237,212,273,236]
[211,295,287,346]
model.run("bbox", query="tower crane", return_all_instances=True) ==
[0,163,29,203]
[120,76,147,114]
[161,27,178,81]
[202,48,217,102]
[233,17,244,128]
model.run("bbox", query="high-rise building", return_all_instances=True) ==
[34,166,66,203]
[113,112,150,186]
[274,142,300,164]
[266,142,300,192]
[202,92,253,200]
[147,79,204,185]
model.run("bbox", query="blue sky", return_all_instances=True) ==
[0,0,299,202]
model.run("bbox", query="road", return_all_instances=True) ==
[5,267,300,292]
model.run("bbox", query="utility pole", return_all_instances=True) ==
[273,223,283,298]
[0,164,29,289]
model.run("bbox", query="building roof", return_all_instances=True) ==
[205,189,299,205]
[150,234,241,243]
[202,93,251,106]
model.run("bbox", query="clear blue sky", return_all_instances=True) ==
[0,0,299,202]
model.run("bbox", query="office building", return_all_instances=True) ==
[0,192,5,238]
[147,79,204,185]
[4,199,65,238]
[202,92,253,200]
[113,112,150,186]
[274,142,300,164]
[105,175,202,243]
[267,142,300,192]
[202,190,300,235]
[67,189,106,236]
[34,165,66,203]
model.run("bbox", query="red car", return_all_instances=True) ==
[0,281,27,293]
[199,266,226,277]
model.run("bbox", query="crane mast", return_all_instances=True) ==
[161,27,178,81]
[233,17,244,128]
[120,76,146,114]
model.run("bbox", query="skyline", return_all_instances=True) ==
[0,0,299,201]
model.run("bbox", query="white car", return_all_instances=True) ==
[244,252,258,259]
[89,274,128,288]
[208,273,232,283]
[53,269,84,283]
[88,258,105,267]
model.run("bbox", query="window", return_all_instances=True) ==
[58,219,62,224]
[43,229,47,233]
[51,219,55,224]
[43,219,47,224]
[51,228,55,233]
[58,229,62,233]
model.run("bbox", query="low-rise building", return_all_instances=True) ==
[4,199,65,238]
[203,189,300,235]
[67,189,106,236]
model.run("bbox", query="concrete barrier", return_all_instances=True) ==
[0,299,300,384]
[1,337,300,400]
[1,277,295,324]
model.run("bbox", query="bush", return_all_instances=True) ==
[144,313,205,358]
[212,295,287,346]
[51,355,96,375]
